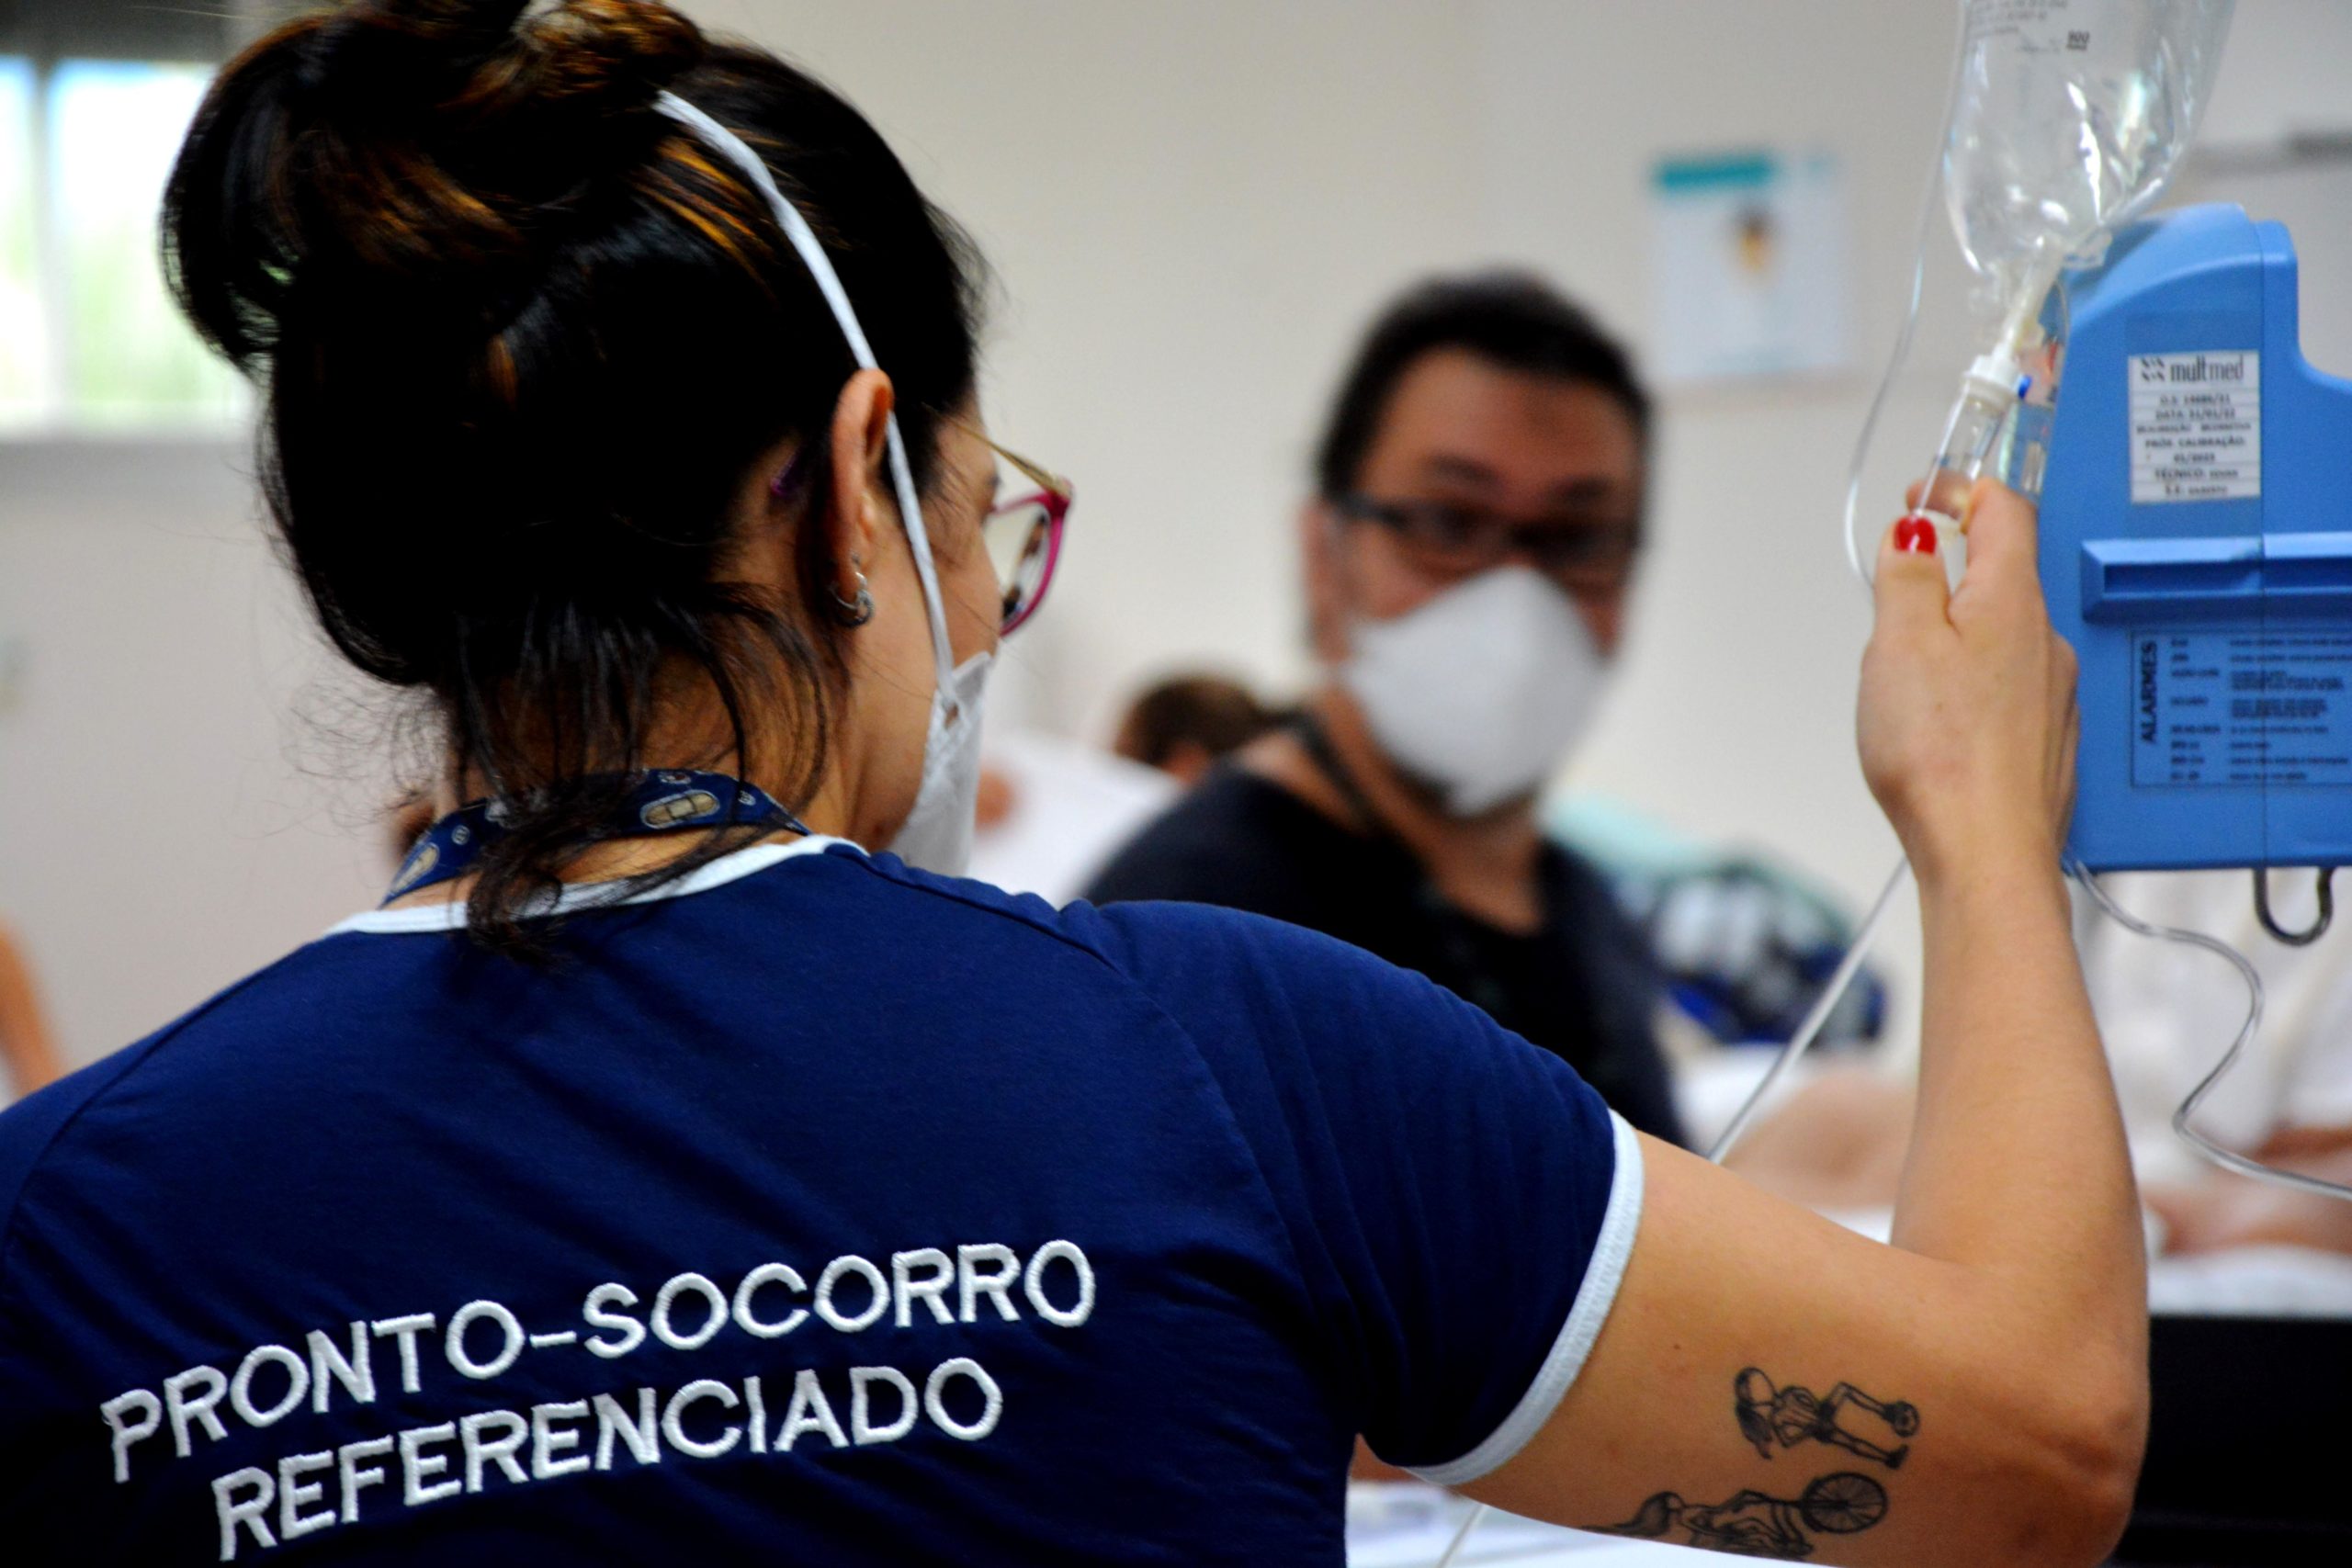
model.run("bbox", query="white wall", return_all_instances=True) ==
[0,444,390,1066]
[6,0,2349,1069]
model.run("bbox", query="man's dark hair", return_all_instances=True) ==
[1312,270,1649,498]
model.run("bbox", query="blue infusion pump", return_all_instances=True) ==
[2039,203,2352,883]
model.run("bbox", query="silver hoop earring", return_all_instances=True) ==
[830,567,875,627]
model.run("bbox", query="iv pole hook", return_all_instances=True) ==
[2254,866,2335,947]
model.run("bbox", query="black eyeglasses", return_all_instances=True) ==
[1331,492,1642,595]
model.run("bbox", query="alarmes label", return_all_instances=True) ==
[2130,351,2260,503]
[2132,629,2352,788]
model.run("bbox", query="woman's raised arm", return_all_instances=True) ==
[1473,483,2145,1566]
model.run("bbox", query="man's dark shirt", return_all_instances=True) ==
[1084,767,1688,1145]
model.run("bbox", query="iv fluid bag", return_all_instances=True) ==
[1945,0,2234,344]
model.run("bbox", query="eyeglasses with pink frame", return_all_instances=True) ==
[982,441,1071,636]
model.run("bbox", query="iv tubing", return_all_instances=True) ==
[1707,857,1914,1163]
[2073,866,2352,1204]
[1841,175,1943,585]
[1430,1503,1482,1568]
[1842,3,1973,586]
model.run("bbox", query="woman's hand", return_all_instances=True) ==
[1856,479,2079,883]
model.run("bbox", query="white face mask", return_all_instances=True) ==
[1338,565,1609,817]
[888,649,993,874]
[655,94,990,875]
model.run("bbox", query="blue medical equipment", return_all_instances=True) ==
[2040,204,2352,930]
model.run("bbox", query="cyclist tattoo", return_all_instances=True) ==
[1734,1367,1919,1469]
[1600,1472,1890,1560]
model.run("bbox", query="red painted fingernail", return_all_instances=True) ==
[1894,515,1938,555]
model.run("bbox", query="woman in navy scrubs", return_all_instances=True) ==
[0,4,2145,1563]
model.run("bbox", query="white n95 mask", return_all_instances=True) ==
[1339,565,1609,817]
[888,649,993,875]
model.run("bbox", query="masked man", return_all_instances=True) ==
[1086,273,1683,1143]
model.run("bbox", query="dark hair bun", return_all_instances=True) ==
[307,0,704,116]
[164,4,987,953]
[180,0,707,321]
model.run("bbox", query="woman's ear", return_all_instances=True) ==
[822,367,898,590]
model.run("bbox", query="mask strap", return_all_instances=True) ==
[653,93,957,699]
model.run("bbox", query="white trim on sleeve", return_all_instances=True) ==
[325,836,860,936]
[1407,1110,1647,1489]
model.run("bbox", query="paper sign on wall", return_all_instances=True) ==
[1650,151,1851,386]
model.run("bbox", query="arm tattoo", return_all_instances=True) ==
[1599,1472,1889,1560]
[1734,1367,1918,1469]
[1584,1370,1917,1557]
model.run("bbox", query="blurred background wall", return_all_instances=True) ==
[3,0,2350,1068]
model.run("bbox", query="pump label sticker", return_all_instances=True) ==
[2132,629,2352,788]
[2131,352,2260,503]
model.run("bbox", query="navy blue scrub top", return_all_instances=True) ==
[0,840,1640,1563]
